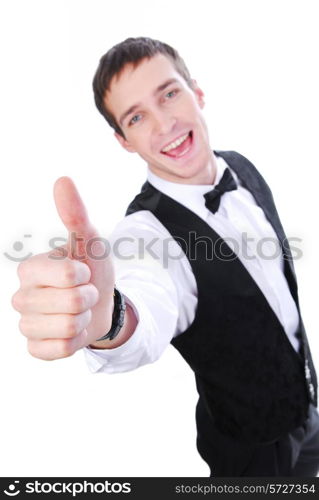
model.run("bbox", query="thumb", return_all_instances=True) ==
[53,176,115,342]
[53,176,97,261]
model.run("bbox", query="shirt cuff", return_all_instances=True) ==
[83,288,148,373]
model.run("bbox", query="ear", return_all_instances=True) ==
[114,132,136,153]
[191,79,205,109]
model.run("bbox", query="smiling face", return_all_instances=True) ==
[104,54,217,184]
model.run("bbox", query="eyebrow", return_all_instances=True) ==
[119,78,179,126]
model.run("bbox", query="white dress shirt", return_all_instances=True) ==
[84,156,300,373]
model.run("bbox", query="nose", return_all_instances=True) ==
[152,109,176,136]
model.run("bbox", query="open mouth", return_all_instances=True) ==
[161,131,193,158]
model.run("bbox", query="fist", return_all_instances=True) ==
[12,177,115,360]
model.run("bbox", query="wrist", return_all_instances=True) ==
[88,302,137,350]
[95,287,126,341]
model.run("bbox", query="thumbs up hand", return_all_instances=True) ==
[11,177,126,360]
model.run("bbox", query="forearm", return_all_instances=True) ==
[84,276,181,373]
[84,213,185,371]
[88,302,138,350]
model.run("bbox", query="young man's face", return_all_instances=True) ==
[104,54,214,184]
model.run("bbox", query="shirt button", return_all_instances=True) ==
[305,360,311,379]
[309,383,315,399]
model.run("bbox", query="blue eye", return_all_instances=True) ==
[129,114,141,125]
[166,90,177,98]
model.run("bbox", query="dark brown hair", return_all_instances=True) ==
[92,37,192,137]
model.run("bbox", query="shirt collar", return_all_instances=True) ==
[146,156,237,221]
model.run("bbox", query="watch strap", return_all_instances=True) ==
[95,287,126,341]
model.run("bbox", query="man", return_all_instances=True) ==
[12,37,319,476]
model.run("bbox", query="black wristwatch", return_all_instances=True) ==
[95,287,126,341]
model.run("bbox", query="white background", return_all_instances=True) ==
[0,0,318,477]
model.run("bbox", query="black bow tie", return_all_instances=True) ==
[204,167,237,214]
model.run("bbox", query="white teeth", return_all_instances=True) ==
[161,133,189,153]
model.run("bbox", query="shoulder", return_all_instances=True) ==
[215,150,260,174]
[110,209,174,241]
[215,149,274,195]
[125,181,161,216]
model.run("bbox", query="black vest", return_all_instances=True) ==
[125,150,317,445]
